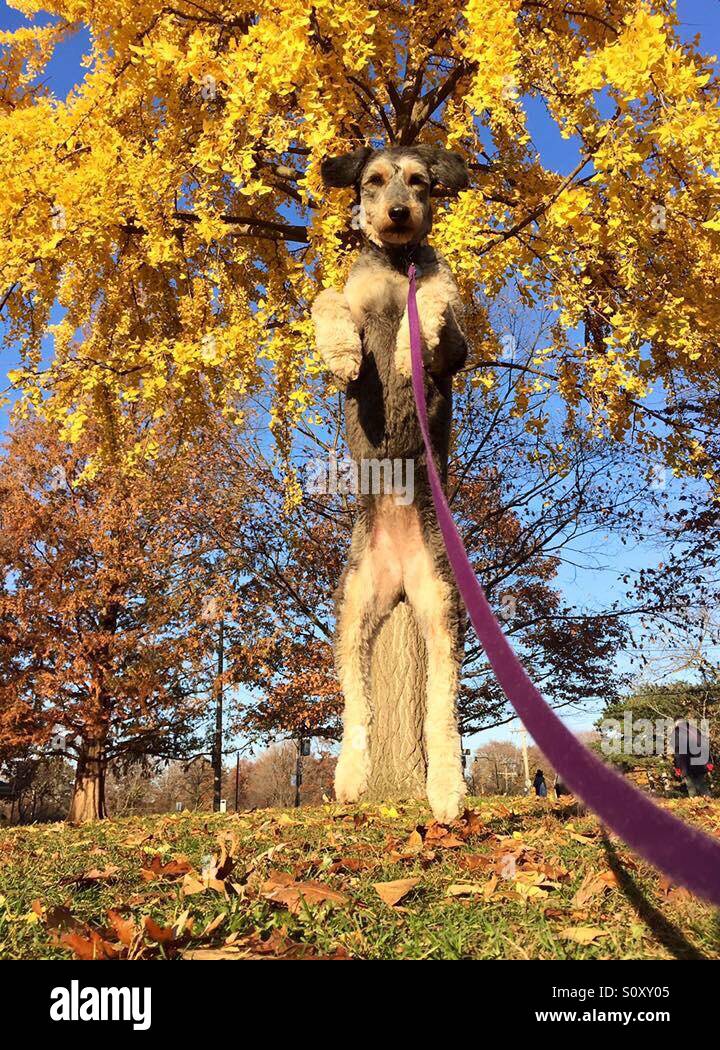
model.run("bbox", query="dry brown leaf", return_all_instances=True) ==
[200,911,227,937]
[404,829,425,854]
[560,925,609,945]
[60,930,120,960]
[571,872,612,909]
[60,864,120,889]
[569,832,597,845]
[457,809,489,838]
[327,856,378,875]
[106,909,136,947]
[181,871,229,896]
[372,876,421,907]
[143,916,178,944]
[140,855,193,881]
[424,822,465,849]
[182,946,243,960]
[261,870,349,913]
[458,853,494,873]
[44,904,85,935]
[446,877,497,899]
[183,929,350,961]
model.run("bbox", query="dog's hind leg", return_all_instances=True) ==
[334,520,402,803]
[404,536,466,823]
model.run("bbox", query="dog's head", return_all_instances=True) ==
[320,144,468,247]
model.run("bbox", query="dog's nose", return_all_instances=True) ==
[388,205,410,224]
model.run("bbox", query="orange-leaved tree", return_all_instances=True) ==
[0,417,219,820]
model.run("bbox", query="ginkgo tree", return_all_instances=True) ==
[0,0,718,470]
[1,0,720,803]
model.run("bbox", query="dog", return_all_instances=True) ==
[311,143,469,822]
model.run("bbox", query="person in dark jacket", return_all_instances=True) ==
[673,718,713,797]
[533,769,548,797]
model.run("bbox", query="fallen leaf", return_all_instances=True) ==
[140,855,193,881]
[60,864,120,889]
[446,877,497,899]
[143,916,178,945]
[404,829,424,854]
[182,946,243,960]
[424,822,465,849]
[61,930,120,961]
[200,911,227,937]
[560,926,609,945]
[543,907,572,921]
[458,854,494,873]
[44,905,91,937]
[458,809,489,838]
[183,929,350,961]
[261,871,349,913]
[372,877,420,907]
[106,909,136,947]
[572,872,613,909]
[379,806,400,819]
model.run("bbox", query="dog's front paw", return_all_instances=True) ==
[334,731,370,803]
[426,760,466,824]
[330,349,362,385]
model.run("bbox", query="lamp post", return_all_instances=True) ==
[294,735,311,808]
[212,617,224,813]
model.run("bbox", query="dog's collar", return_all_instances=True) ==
[364,238,426,275]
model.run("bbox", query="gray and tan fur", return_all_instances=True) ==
[312,144,469,822]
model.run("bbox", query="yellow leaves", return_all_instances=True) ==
[461,0,522,131]
[575,5,669,99]
[379,805,400,820]
[0,0,716,476]
[546,187,593,233]
[60,409,89,444]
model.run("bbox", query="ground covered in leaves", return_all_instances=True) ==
[1,795,719,960]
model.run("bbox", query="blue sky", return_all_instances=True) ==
[1,1,718,752]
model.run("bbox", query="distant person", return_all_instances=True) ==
[533,769,548,797]
[673,718,713,798]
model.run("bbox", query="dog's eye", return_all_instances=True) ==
[364,173,384,187]
[408,174,428,188]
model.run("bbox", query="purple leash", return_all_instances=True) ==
[407,263,720,906]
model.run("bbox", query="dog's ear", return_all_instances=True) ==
[320,146,373,188]
[416,146,469,192]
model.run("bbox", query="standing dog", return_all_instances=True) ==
[312,144,469,822]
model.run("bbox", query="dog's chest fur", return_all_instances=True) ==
[343,246,452,472]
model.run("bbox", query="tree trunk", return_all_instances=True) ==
[68,737,107,822]
[366,601,428,800]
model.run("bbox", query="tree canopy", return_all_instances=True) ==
[1,0,719,477]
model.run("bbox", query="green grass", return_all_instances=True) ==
[1,795,719,960]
